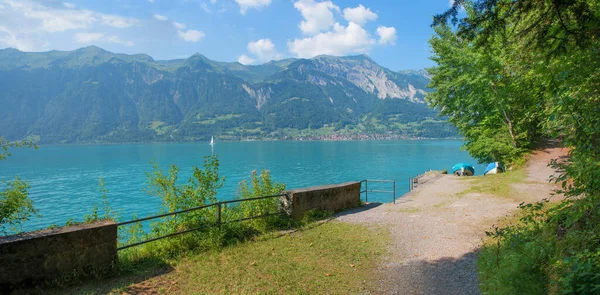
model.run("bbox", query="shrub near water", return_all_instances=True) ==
[0,138,38,235]
[235,170,287,232]
[120,156,291,267]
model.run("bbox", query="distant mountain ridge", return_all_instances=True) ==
[0,46,456,143]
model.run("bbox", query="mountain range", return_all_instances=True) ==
[0,46,456,143]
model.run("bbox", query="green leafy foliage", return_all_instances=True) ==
[0,176,38,234]
[0,137,38,235]
[427,20,543,164]
[235,170,287,232]
[0,137,36,161]
[145,155,224,237]
[82,178,119,223]
[479,199,600,294]
[120,156,293,267]
[431,0,600,293]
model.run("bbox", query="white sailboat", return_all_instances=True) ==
[209,135,214,146]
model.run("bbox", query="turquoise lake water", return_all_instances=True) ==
[0,140,484,232]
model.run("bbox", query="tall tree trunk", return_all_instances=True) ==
[501,106,518,148]
[489,84,518,148]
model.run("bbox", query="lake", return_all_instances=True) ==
[0,140,484,232]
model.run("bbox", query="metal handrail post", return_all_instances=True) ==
[217,202,222,228]
[365,180,368,202]
[393,181,396,204]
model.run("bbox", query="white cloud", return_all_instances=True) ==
[0,25,47,51]
[3,0,138,33]
[5,0,96,33]
[73,32,134,46]
[200,2,211,13]
[106,36,134,46]
[288,22,375,58]
[376,25,396,45]
[0,0,206,52]
[173,22,186,30]
[148,0,154,3]
[73,32,104,43]
[153,14,168,21]
[178,29,204,42]
[210,0,217,3]
[247,38,280,62]
[153,15,204,43]
[293,0,339,35]
[237,54,255,65]
[343,4,377,25]
[100,14,138,28]
[235,0,271,14]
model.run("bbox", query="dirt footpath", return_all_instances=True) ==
[336,147,568,295]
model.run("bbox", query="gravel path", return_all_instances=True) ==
[336,147,567,295]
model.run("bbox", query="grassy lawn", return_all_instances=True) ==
[457,169,527,199]
[59,221,389,295]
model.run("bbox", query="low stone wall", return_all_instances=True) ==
[0,182,363,288]
[285,182,362,220]
[0,220,117,288]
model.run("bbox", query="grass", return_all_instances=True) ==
[197,114,243,125]
[456,169,527,199]
[476,200,571,295]
[149,121,168,135]
[55,221,389,295]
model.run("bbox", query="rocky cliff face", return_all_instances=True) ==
[305,55,427,102]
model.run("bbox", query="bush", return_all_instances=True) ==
[235,170,287,232]
[120,156,291,266]
[0,176,38,234]
[479,197,600,294]
[145,155,224,238]
[84,178,119,223]
[0,138,38,235]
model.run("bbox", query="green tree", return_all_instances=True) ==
[427,18,543,164]
[0,137,36,161]
[432,1,600,293]
[0,137,38,235]
[0,177,37,234]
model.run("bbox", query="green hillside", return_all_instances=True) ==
[0,46,455,143]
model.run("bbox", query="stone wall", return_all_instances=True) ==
[0,220,117,288]
[285,182,362,220]
[0,182,363,289]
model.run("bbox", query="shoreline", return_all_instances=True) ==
[20,137,465,147]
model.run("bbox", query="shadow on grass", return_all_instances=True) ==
[385,251,480,295]
[17,256,175,295]
[335,202,383,217]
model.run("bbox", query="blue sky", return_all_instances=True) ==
[0,0,451,70]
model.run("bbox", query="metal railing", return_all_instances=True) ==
[117,179,397,250]
[360,179,396,204]
[116,193,289,250]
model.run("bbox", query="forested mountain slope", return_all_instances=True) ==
[0,46,455,143]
